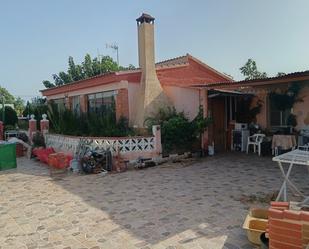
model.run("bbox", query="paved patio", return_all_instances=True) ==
[0,153,308,249]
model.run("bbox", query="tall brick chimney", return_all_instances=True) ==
[134,13,170,127]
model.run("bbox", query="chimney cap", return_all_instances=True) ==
[136,13,155,24]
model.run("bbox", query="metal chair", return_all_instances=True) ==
[246,134,266,156]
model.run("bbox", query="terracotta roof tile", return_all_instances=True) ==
[155,55,189,67]
[191,70,309,88]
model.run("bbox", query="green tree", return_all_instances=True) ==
[53,74,64,86]
[68,56,83,81]
[83,54,94,77]
[119,64,136,71]
[276,72,286,77]
[100,56,119,73]
[43,80,55,88]
[0,86,25,116]
[0,86,15,103]
[240,59,267,80]
[42,53,136,88]
[14,97,25,116]
[58,71,72,84]
[0,106,18,126]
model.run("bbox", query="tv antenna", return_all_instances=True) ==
[106,43,119,65]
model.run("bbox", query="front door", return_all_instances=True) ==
[210,97,226,152]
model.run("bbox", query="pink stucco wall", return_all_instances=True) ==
[163,85,200,120]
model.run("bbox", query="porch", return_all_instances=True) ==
[201,71,309,154]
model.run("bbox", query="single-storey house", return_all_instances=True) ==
[41,13,309,154]
[41,13,232,128]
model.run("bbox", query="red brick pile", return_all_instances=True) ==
[268,201,309,249]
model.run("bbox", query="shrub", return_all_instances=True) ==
[47,103,133,137]
[146,106,212,154]
[161,113,196,153]
[0,106,18,126]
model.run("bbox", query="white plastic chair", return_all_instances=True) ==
[246,134,266,156]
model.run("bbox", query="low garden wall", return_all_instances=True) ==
[44,125,162,161]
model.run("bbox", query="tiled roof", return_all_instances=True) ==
[155,55,189,68]
[191,70,309,88]
[41,54,233,95]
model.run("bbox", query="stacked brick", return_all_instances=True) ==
[268,201,309,249]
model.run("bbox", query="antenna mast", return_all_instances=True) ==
[106,43,119,66]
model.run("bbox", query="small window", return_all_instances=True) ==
[54,98,65,111]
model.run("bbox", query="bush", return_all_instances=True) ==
[0,106,18,126]
[145,106,212,154]
[47,103,133,137]
[161,114,197,153]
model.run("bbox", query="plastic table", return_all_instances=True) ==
[272,149,309,202]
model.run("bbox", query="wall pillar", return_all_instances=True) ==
[254,90,268,129]
[28,115,37,140]
[116,88,129,121]
[152,125,162,155]
[0,121,3,140]
[65,96,72,110]
[80,95,88,113]
[40,114,49,134]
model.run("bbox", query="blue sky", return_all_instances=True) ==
[1,0,309,100]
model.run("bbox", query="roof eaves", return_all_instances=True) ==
[190,70,309,89]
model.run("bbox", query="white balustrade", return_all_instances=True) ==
[44,134,156,155]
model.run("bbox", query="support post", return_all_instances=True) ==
[28,115,37,141]
[40,114,49,135]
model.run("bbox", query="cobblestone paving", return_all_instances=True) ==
[0,153,308,249]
